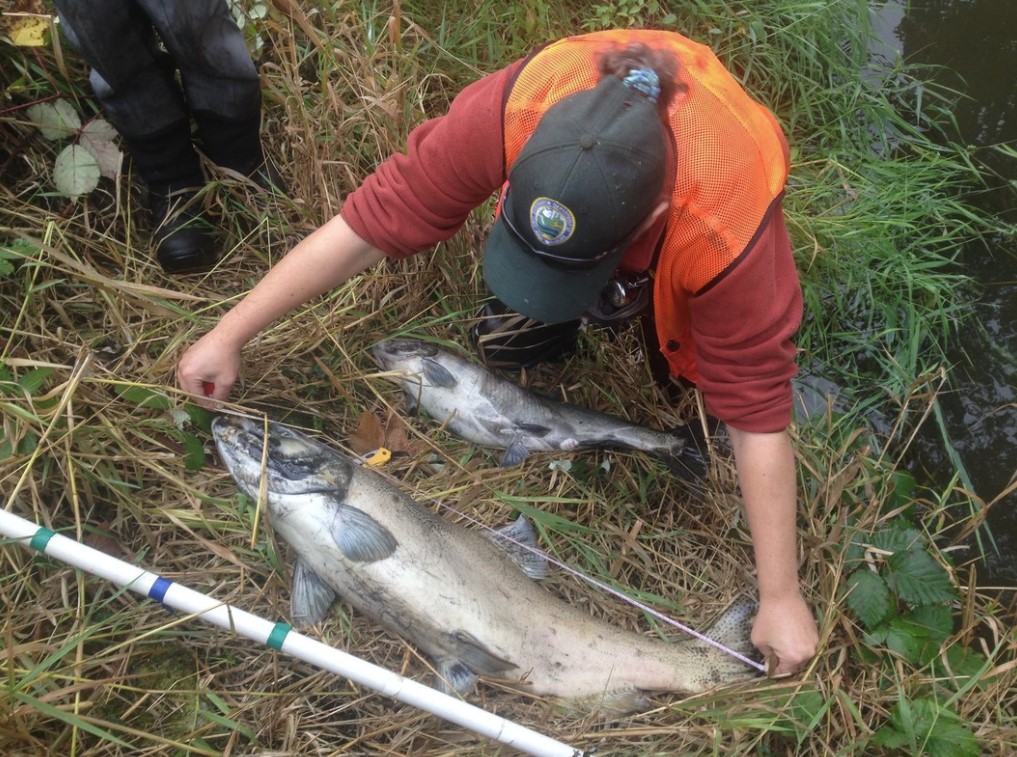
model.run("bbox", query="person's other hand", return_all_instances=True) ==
[752,591,818,676]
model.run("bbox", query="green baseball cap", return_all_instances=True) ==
[483,75,669,324]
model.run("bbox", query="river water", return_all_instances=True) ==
[873,0,1017,583]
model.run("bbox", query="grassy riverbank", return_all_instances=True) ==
[1,1,1014,755]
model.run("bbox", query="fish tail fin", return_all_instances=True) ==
[706,598,758,648]
[657,419,714,481]
[697,598,761,683]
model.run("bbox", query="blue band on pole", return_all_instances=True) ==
[267,622,291,650]
[29,528,56,552]
[148,576,173,603]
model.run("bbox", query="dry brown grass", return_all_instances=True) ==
[1,3,1015,756]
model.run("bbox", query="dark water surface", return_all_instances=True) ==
[875,0,1017,582]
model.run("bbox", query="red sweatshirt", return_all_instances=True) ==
[342,60,802,433]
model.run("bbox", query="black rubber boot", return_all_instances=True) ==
[148,185,218,273]
[121,120,219,272]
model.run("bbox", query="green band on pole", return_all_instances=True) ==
[29,528,56,552]
[267,622,291,650]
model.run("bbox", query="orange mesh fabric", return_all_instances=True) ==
[503,30,790,382]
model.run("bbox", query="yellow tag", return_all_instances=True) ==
[8,16,50,47]
[362,447,391,467]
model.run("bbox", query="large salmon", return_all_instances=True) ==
[212,415,757,712]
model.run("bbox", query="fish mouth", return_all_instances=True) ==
[372,338,439,368]
[211,415,349,496]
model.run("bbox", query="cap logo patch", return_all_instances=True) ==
[529,198,575,246]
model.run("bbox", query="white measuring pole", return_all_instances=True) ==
[0,508,583,757]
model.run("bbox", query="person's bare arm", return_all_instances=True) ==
[728,425,818,675]
[176,215,385,403]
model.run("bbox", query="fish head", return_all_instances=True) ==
[211,415,355,499]
[371,338,438,373]
[372,339,462,398]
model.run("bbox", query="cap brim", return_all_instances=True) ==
[483,215,625,324]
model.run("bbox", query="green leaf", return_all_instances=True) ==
[903,605,954,645]
[845,568,892,629]
[184,403,215,433]
[939,644,989,686]
[924,720,981,757]
[776,689,828,742]
[843,532,867,570]
[872,725,910,749]
[115,385,172,410]
[862,623,890,648]
[564,459,609,481]
[880,698,981,757]
[181,432,206,471]
[886,548,956,606]
[884,609,951,665]
[884,617,935,664]
[19,431,39,456]
[868,522,924,555]
[53,144,101,197]
[887,469,918,515]
[26,100,81,140]
[0,238,40,266]
[17,367,55,395]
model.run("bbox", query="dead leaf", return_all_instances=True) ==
[348,409,422,458]
[348,411,386,455]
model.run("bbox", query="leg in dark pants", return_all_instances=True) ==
[53,0,266,272]
[136,0,265,175]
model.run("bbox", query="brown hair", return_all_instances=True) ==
[596,42,686,114]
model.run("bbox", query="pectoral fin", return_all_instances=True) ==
[484,514,548,579]
[422,358,458,388]
[333,505,398,562]
[499,439,530,467]
[432,630,515,695]
[452,630,516,676]
[291,557,337,626]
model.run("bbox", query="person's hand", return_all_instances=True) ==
[176,330,241,407]
[752,591,818,677]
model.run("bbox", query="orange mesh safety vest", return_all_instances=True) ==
[503,30,790,382]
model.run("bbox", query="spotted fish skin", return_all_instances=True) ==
[212,415,757,712]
